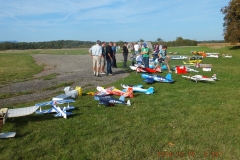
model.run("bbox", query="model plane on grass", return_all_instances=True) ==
[175,66,199,73]
[121,84,154,95]
[95,86,134,98]
[94,95,131,106]
[35,99,75,119]
[189,56,203,60]
[0,106,40,138]
[222,54,232,58]
[182,74,218,83]
[129,65,162,73]
[141,73,174,84]
[171,56,188,60]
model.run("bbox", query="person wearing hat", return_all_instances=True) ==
[140,43,149,68]
[89,40,102,77]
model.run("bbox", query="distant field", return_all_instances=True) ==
[1,45,240,159]
[0,48,89,55]
[198,43,240,47]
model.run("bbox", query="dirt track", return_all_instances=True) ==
[0,54,130,106]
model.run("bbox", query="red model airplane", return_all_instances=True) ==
[130,66,161,73]
[95,86,133,98]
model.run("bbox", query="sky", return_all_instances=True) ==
[0,0,229,42]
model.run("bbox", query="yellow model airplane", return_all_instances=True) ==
[188,60,202,63]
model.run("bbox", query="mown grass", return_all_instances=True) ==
[1,46,240,159]
[0,48,89,85]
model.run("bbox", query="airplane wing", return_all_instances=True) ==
[7,106,40,118]
[143,78,155,84]
[99,99,111,106]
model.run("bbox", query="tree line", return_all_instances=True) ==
[0,37,200,51]
[0,40,95,50]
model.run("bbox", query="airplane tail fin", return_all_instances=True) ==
[155,66,161,72]
[212,74,217,80]
[119,96,125,101]
[165,73,172,80]
[145,87,154,94]
[125,87,133,98]
[126,100,131,106]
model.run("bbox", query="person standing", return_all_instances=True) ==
[159,45,171,72]
[106,42,114,76]
[112,43,118,68]
[132,42,140,65]
[89,40,102,77]
[100,41,106,74]
[153,44,159,60]
[122,42,129,68]
[141,43,149,68]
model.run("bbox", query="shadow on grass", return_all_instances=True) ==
[229,45,240,50]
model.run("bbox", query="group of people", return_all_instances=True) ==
[89,40,172,77]
[132,42,172,73]
[89,41,129,77]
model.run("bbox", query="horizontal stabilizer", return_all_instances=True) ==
[0,132,16,138]
[146,87,154,94]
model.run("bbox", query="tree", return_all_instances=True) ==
[221,0,240,43]
[139,39,144,42]
[156,38,163,42]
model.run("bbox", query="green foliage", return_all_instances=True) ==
[221,0,240,43]
[1,46,240,159]
[0,40,95,51]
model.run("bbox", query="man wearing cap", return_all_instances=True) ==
[141,43,149,68]
[89,40,102,77]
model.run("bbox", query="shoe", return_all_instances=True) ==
[100,72,106,74]
[96,74,101,77]
[109,74,114,76]
[168,70,172,73]
[93,71,96,76]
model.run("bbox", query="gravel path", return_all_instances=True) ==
[0,53,130,106]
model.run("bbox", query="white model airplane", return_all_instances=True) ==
[222,54,232,58]
[182,74,218,83]
[35,99,75,119]
[206,53,220,58]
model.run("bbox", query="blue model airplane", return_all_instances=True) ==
[141,73,174,83]
[35,99,75,119]
[121,84,154,95]
[94,95,131,106]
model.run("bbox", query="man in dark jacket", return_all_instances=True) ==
[106,42,114,76]
[122,42,129,68]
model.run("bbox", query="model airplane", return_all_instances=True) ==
[189,56,203,60]
[222,54,232,58]
[130,65,161,73]
[35,99,75,119]
[141,73,174,83]
[95,86,133,98]
[121,84,154,95]
[171,56,188,60]
[1,106,40,138]
[182,74,218,83]
[206,54,219,58]
[94,95,131,106]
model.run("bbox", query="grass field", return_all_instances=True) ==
[1,46,240,159]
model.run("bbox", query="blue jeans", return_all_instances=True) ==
[143,57,149,68]
[106,59,112,74]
